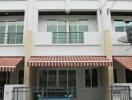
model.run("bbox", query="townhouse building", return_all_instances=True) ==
[0,0,132,100]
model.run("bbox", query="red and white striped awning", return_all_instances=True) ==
[0,57,24,72]
[114,56,132,71]
[28,56,112,67]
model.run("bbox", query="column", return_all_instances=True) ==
[100,0,114,100]
[23,0,38,99]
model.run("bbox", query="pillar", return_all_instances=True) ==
[99,0,114,100]
[23,0,38,99]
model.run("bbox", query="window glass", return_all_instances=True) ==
[125,21,132,31]
[85,70,91,87]
[7,21,16,44]
[85,69,98,87]
[0,22,6,33]
[78,20,88,32]
[39,70,47,87]
[48,70,57,87]
[47,20,57,32]
[0,22,6,44]
[58,21,66,44]
[68,70,76,87]
[92,69,98,87]
[48,20,57,43]
[59,70,67,87]
[0,72,10,87]
[114,20,125,32]
[48,19,86,44]
[17,21,24,33]
[18,70,24,84]
[16,21,23,44]
[69,21,78,43]
[114,69,117,83]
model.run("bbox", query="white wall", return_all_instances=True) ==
[32,45,104,56]
[0,1,26,11]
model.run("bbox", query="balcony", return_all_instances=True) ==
[0,33,23,45]
[35,32,102,45]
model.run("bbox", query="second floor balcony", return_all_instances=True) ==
[36,15,101,45]
[0,33,23,44]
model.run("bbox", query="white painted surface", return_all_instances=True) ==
[0,1,26,11]
[32,45,104,56]
[112,45,132,56]
[37,0,65,11]
[4,85,25,100]
[35,32,102,45]
[0,45,24,56]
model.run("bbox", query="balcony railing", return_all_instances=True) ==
[0,33,23,44]
[52,32,84,44]
[11,86,132,100]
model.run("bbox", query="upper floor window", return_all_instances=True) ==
[85,68,98,87]
[0,21,24,44]
[47,19,88,44]
[114,20,132,32]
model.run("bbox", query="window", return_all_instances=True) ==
[39,70,76,98]
[59,70,67,87]
[85,69,98,87]
[0,72,10,87]
[114,20,132,32]
[0,21,24,44]
[18,70,24,84]
[39,70,76,88]
[47,19,88,44]
[48,70,57,87]
[114,69,117,83]
[0,22,6,44]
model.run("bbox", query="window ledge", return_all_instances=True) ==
[0,44,24,47]
[34,44,101,46]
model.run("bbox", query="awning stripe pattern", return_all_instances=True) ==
[114,56,132,71]
[0,57,24,72]
[28,56,112,67]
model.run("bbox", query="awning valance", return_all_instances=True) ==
[28,56,112,67]
[0,57,24,72]
[114,56,132,71]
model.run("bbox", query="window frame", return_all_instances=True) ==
[46,19,88,44]
[0,20,24,44]
[38,69,76,88]
[114,19,132,32]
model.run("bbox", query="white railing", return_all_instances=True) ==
[35,32,102,45]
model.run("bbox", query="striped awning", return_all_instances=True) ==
[0,57,24,72]
[114,56,132,71]
[28,56,112,67]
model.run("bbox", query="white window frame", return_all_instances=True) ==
[46,18,88,44]
[0,20,24,44]
[114,19,132,32]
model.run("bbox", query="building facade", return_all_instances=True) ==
[0,0,132,100]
